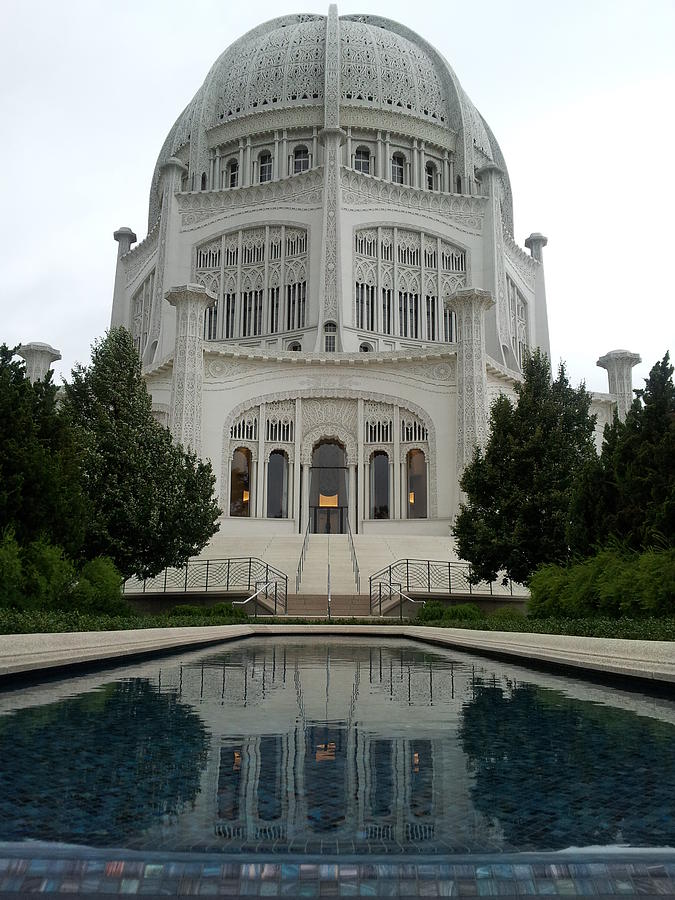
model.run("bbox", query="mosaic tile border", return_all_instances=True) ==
[0,853,674,897]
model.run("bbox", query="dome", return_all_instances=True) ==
[148,9,512,228]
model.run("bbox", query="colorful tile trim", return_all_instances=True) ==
[0,854,675,896]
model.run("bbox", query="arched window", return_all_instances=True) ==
[266,450,288,518]
[392,153,405,185]
[228,159,239,189]
[406,449,427,519]
[200,171,207,191]
[455,174,462,194]
[230,447,251,517]
[293,145,310,174]
[259,151,272,183]
[355,146,370,174]
[359,342,373,352]
[369,451,390,519]
[288,341,302,351]
[425,162,436,191]
[324,321,337,352]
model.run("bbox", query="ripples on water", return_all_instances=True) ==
[0,638,673,855]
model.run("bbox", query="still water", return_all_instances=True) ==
[0,638,673,855]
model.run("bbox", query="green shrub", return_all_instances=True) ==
[415,601,447,622]
[19,539,75,609]
[71,557,129,615]
[443,602,484,621]
[489,606,525,620]
[529,547,675,618]
[0,531,23,607]
[169,602,248,621]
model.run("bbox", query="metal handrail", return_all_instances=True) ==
[326,536,332,621]
[295,518,311,592]
[368,557,523,603]
[233,580,282,618]
[345,516,360,594]
[371,581,426,620]
[123,556,287,608]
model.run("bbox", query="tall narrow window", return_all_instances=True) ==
[398,292,419,339]
[242,291,263,337]
[369,451,390,519]
[266,450,289,519]
[228,160,239,188]
[406,449,427,519]
[293,145,309,174]
[392,153,405,184]
[381,288,392,335]
[230,447,251,517]
[443,308,457,343]
[355,282,375,331]
[224,294,236,338]
[425,162,435,191]
[354,146,370,174]
[425,296,436,341]
[455,174,461,194]
[285,282,306,330]
[324,321,336,352]
[259,152,272,183]
[268,287,280,333]
[200,171,207,191]
[204,301,218,340]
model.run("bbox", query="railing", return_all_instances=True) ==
[345,516,360,594]
[369,558,527,610]
[295,519,311,593]
[326,536,332,621]
[123,556,288,613]
[371,581,426,620]
[233,580,284,617]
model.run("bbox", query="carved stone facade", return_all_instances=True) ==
[107,7,638,542]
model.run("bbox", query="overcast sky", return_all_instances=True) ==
[1,0,673,393]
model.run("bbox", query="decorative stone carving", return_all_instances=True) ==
[17,343,61,383]
[597,349,641,422]
[166,283,216,453]
[447,288,494,473]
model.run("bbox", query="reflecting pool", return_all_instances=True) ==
[0,638,674,855]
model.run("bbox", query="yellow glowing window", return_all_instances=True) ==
[319,493,338,508]
[413,750,420,773]
[315,741,336,761]
[409,491,415,505]
[242,490,250,503]
[233,750,242,771]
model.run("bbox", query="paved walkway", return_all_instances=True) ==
[0,624,673,683]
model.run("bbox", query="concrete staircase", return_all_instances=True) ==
[297,534,358,595]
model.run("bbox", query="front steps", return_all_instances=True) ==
[297,534,358,595]
[286,593,371,617]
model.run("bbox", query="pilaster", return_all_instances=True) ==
[597,349,641,422]
[111,227,137,327]
[448,288,495,474]
[477,163,513,369]
[525,232,551,358]
[165,283,216,453]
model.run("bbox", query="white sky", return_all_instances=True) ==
[1,0,673,393]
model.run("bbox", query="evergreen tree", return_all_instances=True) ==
[453,349,595,585]
[64,328,221,579]
[0,345,88,556]
[569,353,675,553]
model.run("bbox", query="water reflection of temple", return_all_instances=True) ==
[155,639,499,850]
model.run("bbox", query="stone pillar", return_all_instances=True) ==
[348,463,357,529]
[524,232,551,361]
[301,464,310,533]
[165,283,216,453]
[597,349,641,422]
[17,342,61,383]
[111,226,137,327]
[294,399,302,529]
[449,288,495,474]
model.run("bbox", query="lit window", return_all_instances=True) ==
[392,153,405,184]
[324,321,336,352]
[293,145,309,174]
[355,147,370,174]
[259,152,272,183]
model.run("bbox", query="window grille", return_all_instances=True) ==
[398,292,419,338]
[401,418,428,442]
[365,419,392,443]
[204,301,219,340]
[285,281,306,330]
[242,291,263,337]
[443,308,457,343]
[230,417,258,440]
[268,287,280,333]
[425,296,436,341]
[381,289,392,334]
[197,245,221,269]
[355,282,375,331]
[266,418,294,442]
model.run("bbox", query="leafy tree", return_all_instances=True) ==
[453,349,595,585]
[569,353,674,554]
[0,344,88,556]
[63,328,220,579]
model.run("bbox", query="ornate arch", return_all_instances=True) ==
[220,388,438,516]
[301,426,357,466]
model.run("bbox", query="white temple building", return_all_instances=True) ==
[23,8,641,597]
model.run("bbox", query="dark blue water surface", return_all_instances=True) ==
[0,638,673,855]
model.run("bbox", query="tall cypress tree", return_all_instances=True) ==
[453,349,596,585]
[64,328,221,579]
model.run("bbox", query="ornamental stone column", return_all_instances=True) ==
[597,349,641,422]
[165,284,216,453]
[448,288,495,475]
[17,342,61,383]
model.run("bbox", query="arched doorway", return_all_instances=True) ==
[309,441,348,533]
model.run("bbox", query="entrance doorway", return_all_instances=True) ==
[309,441,348,534]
